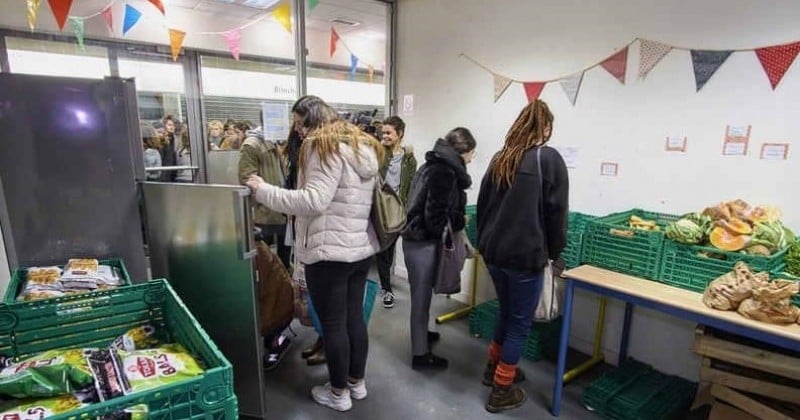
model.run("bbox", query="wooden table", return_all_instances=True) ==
[551,265,800,417]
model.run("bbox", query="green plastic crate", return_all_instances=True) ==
[0,279,237,420]
[582,210,679,280]
[468,299,562,361]
[465,205,477,245]
[660,241,787,293]
[563,212,597,269]
[3,258,134,303]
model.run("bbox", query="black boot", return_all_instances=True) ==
[485,384,526,413]
[302,337,323,359]
[482,361,526,386]
[411,352,448,370]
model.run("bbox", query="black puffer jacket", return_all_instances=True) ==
[402,138,471,241]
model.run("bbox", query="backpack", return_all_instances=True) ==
[371,176,407,251]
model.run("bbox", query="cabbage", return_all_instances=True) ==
[666,218,706,244]
[749,220,793,252]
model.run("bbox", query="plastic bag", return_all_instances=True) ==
[0,349,95,398]
[702,262,768,310]
[737,298,800,325]
[534,261,564,322]
[109,325,163,351]
[117,344,204,393]
[0,387,96,419]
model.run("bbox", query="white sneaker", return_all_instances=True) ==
[347,379,367,400]
[311,383,352,411]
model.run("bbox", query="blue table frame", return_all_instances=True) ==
[550,265,800,417]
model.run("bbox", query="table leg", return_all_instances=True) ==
[551,277,575,417]
[618,302,633,365]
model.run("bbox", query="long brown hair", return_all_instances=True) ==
[489,99,554,188]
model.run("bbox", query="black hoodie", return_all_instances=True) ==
[402,138,472,241]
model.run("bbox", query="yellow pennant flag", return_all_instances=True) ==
[168,29,186,62]
[272,1,292,33]
[27,0,42,31]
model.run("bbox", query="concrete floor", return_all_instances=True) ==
[262,275,600,420]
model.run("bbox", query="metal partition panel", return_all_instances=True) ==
[142,182,266,419]
[206,151,242,185]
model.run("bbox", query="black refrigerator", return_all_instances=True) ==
[0,73,147,281]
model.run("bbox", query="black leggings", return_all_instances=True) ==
[306,257,371,389]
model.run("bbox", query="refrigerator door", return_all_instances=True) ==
[142,182,266,419]
[0,74,147,281]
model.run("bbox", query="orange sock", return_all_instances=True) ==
[494,362,516,386]
[487,341,502,363]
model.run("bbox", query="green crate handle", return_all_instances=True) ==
[201,384,235,407]
[0,312,17,331]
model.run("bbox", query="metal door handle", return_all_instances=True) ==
[234,189,257,260]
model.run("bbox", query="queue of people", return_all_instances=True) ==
[241,95,568,414]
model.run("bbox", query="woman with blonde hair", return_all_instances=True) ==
[246,96,383,412]
[208,120,224,151]
[476,99,568,413]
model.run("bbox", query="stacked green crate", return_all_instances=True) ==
[468,299,562,362]
[768,269,800,308]
[564,212,597,269]
[465,205,478,245]
[582,359,696,420]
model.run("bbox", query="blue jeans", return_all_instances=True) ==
[487,264,544,365]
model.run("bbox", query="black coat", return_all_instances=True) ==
[477,146,569,273]
[159,133,177,182]
[402,139,471,241]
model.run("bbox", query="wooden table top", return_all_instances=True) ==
[563,265,800,342]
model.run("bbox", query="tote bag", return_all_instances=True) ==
[533,147,565,322]
[434,221,467,295]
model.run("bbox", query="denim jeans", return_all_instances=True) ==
[487,264,544,365]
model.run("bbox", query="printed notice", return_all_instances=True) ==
[760,143,789,160]
[600,162,619,176]
[402,94,415,116]
[262,102,290,141]
[723,124,750,156]
[665,136,687,152]
[553,145,579,168]
[726,125,751,138]
[723,140,747,156]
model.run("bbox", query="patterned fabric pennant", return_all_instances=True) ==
[559,72,584,106]
[101,6,113,32]
[691,50,733,92]
[27,0,42,32]
[755,41,800,90]
[47,0,74,31]
[222,29,241,60]
[69,17,84,51]
[123,4,142,35]
[523,82,546,102]
[639,40,672,79]
[600,47,628,84]
[493,74,512,102]
[168,28,186,62]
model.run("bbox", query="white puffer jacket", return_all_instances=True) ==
[254,127,380,265]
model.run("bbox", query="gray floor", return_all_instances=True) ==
[263,274,599,420]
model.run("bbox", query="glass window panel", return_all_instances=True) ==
[5,37,109,78]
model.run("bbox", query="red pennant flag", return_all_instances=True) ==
[523,82,546,102]
[101,6,113,32]
[47,0,74,31]
[755,41,800,90]
[330,28,340,57]
[149,0,166,15]
[600,47,628,84]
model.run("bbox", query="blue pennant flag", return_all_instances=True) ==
[350,54,359,80]
[123,4,143,35]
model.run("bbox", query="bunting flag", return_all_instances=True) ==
[691,50,733,92]
[101,6,113,32]
[168,28,186,61]
[600,47,628,84]
[273,1,292,33]
[349,54,359,80]
[639,40,672,79]
[47,0,73,31]
[27,0,41,31]
[368,65,374,83]
[222,29,241,60]
[122,4,142,35]
[755,41,800,90]
[329,28,340,57]
[559,72,584,106]
[309,0,320,10]
[493,74,512,102]
[523,82,546,102]
[69,17,85,51]
[148,0,166,15]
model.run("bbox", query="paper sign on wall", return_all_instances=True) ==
[600,162,619,176]
[553,145,579,168]
[262,102,291,141]
[665,136,687,152]
[760,143,789,160]
[723,124,750,156]
[402,94,415,116]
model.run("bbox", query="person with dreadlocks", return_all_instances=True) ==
[476,99,569,413]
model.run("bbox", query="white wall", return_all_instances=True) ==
[396,0,800,381]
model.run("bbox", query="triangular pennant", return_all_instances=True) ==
[101,6,113,32]
[350,54,359,80]
[122,4,142,35]
[168,29,186,62]
[47,0,73,31]
[559,72,584,106]
[639,40,672,79]
[523,82,546,102]
[329,28,340,57]
[691,50,733,92]
[69,17,85,51]
[600,47,628,84]
[309,0,320,10]
[368,65,374,83]
[222,29,241,60]
[755,41,800,90]
[148,0,166,15]
[272,1,292,33]
[27,0,42,32]
[493,74,512,102]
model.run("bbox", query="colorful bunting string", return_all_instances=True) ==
[559,72,584,106]
[168,28,186,61]
[308,0,320,10]
[47,0,74,31]
[349,54,359,80]
[599,47,628,84]
[122,4,142,35]
[27,0,42,32]
[148,0,165,15]
[222,29,242,61]
[101,6,113,32]
[69,16,85,51]
[690,50,732,92]
[755,41,800,90]
[330,28,340,57]
[328,26,380,82]
[639,40,672,79]
[272,1,292,33]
